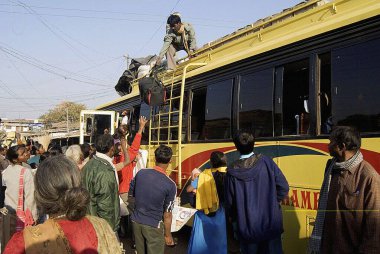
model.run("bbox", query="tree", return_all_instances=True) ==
[40,101,86,126]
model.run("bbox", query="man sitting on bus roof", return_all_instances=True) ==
[156,14,197,70]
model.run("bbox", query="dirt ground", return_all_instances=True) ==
[120,224,192,254]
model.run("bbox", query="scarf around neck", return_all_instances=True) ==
[333,150,363,171]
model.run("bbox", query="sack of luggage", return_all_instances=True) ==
[115,55,158,96]
[139,72,166,106]
[114,69,134,96]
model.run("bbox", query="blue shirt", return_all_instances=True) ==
[130,168,177,228]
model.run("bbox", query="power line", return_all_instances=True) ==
[0,10,237,29]
[0,3,164,17]
[0,90,115,101]
[0,79,39,110]
[1,41,117,84]
[13,1,93,65]
[1,51,57,105]
[0,44,112,87]
[0,3,246,23]
[138,0,183,55]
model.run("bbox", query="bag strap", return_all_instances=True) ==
[150,66,161,81]
[17,168,26,212]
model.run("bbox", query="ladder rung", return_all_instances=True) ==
[154,111,180,117]
[150,124,179,130]
[150,140,179,143]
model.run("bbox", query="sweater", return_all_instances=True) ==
[225,154,289,243]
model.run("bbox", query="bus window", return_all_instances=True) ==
[281,59,309,136]
[239,69,274,137]
[170,90,188,142]
[319,53,332,134]
[331,38,380,133]
[190,88,206,140]
[205,80,234,140]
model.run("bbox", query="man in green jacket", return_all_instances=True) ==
[156,14,197,70]
[81,134,120,232]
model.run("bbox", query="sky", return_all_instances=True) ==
[0,0,301,120]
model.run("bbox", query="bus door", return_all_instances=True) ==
[79,110,118,144]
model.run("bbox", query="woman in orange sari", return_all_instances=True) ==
[4,155,123,254]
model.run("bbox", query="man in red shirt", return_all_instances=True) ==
[113,115,148,240]
[116,116,148,208]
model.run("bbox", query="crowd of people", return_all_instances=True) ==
[186,127,379,254]
[0,123,379,254]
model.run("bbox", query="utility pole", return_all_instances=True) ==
[66,107,69,146]
[66,107,69,134]
[123,54,130,69]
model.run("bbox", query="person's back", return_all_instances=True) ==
[226,154,288,242]
[4,155,122,254]
[131,168,176,227]
[5,215,118,253]
[225,131,288,254]
[81,134,120,232]
[81,155,119,231]
[130,145,176,254]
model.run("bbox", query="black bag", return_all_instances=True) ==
[139,73,166,106]
[114,69,134,96]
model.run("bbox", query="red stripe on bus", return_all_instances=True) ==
[293,142,380,174]
[173,146,235,178]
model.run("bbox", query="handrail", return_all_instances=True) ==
[177,62,207,189]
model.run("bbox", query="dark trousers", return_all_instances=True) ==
[240,236,283,254]
[132,221,164,254]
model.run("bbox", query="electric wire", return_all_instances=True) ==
[0,42,111,83]
[13,0,93,65]
[137,0,183,55]
[0,3,247,24]
[0,45,111,87]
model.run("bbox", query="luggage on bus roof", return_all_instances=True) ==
[114,55,157,96]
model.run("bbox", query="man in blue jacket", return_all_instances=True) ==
[225,131,289,254]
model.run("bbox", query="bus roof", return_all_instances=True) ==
[97,0,379,110]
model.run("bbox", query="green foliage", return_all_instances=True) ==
[40,101,86,125]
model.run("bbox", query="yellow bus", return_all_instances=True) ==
[81,0,380,252]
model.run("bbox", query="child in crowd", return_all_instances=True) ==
[188,168,201,194]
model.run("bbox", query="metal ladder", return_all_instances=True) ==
[147,62,207,189]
